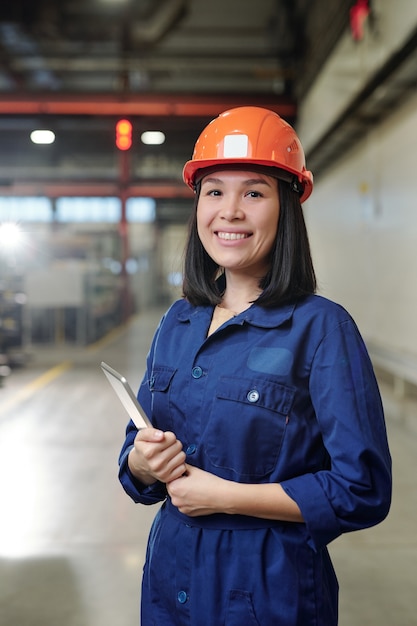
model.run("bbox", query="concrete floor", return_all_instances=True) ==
[0,308,416,626]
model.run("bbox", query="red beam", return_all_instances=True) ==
[0,93,296,118]
[0,180,194,198]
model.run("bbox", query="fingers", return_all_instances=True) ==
[157,449,187,482]
[132,429,186,483]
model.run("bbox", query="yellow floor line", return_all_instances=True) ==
[0,360,73,416]
[86,315,136,353]
[0,315,136,416]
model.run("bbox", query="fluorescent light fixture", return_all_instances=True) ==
[141,130,165,145]
[30,129,55,145]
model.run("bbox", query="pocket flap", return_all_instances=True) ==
[149,366,176,392]
[217,376,295,415]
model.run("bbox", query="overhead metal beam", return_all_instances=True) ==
[0,93,296,118]
[0,179,193,199]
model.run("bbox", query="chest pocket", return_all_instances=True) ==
[204,376,295,480]
[149,366,176,430]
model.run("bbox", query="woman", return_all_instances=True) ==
[118,106,391,625]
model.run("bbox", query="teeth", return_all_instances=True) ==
[217,232,248,240]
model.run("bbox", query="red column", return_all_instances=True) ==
[118,149,132,322]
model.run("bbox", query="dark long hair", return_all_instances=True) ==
[182,181,316,307]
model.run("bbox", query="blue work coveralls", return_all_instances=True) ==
[119,294,392,626]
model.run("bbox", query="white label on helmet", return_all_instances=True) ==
[223,134,248,158]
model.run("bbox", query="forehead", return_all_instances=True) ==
[200,169,277,185]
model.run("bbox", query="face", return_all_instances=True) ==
[197,169,280,278]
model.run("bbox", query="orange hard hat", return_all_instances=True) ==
[183,106,313,202]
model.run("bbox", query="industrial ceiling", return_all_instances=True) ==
[0,0,416,222]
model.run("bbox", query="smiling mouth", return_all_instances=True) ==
[216,231,250,240]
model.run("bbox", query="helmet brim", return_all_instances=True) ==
[183,158,313,203]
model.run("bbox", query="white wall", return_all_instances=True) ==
[305,93,417,356]
[297,0,417,359]
[299,0,417,152]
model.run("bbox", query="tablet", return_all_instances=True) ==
[100,361,152,429]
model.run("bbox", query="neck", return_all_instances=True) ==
[220,272,262,314]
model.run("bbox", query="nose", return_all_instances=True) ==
[219,194,244,221]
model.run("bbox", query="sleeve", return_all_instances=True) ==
[118,420,168,505]
[117,315,168,506]
[281,319,392,551]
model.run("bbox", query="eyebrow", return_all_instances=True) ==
[201,176,273,187]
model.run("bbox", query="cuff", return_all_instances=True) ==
[281,473,342,551]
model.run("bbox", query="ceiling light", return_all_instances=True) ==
[0,222,25,252]
[141,131,165,145]
[30,130,55,145]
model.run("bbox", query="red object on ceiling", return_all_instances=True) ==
[115,119,132,150]
[350,0,370,42]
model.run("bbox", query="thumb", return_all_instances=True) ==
[137,427,164,442]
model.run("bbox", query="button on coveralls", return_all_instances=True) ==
[119,295,391,626]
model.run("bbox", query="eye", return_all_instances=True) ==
[205,188,222,197]
[246,190,263,198]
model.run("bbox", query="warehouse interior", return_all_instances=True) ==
[0,1,416,625]
[1,0,417,359]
